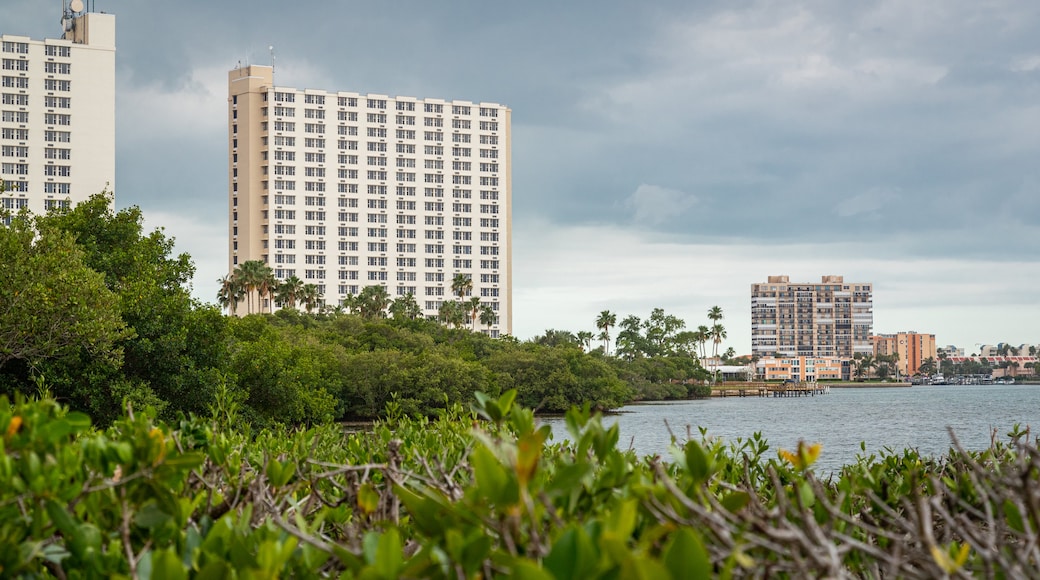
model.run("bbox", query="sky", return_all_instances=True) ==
[6,0,1040,353]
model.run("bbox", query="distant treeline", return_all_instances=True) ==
[0,192,715,427]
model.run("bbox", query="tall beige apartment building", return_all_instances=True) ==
[751,275,873,358]
[0,6,115,216]
[228,65,512,335]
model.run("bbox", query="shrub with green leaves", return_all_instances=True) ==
[1,391,1038,577]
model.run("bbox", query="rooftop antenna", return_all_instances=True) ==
[269,45,276,82]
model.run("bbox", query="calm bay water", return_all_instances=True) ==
[540,384,1040,473]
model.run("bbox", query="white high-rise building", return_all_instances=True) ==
[0,6,115,216]
[228,65,512,335]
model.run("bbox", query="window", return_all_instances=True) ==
[396,243,416,253]
[452,147,471,157]
[480,190,498,200]
[339,226,359,236]
[452,203,471,213]
[396,129,415,140]
[338,212,358,222]
[479,163,498,172]
[339,241,359,251]
[338,139,359,150]
[45,45,71,57]
[3,93,29,105]
[2,111,28,123]
[424,201,444,212]
[304,94,325,105]
[480,260,499,269]
[1,77,29,88]
[2,145,28,157]
[44,79,72,91]
[273,121,295,131]
[304,123,325,134]
[425,215,444,225]
[424,174,444,184]
[43,199,71,210]
[43,165,71,177]
[397,143,416,154]
[338,183,359,193]
[453,217,472,227]
[452,161,471,171]
[367,128,387,138]
[367,113,387,123]
[425,145,444,155]
[367,98,387,109]
[395,228,416,238]
[452,175,471,185]
[480,135,498,145]
[368,272,388,281]
[45,62,71,74]
[338,96,357,107]
[43,182,72,194]
[338,197,358,208]
[451,119,471,129]
[2,59,28,71]
[44,130,71,143]
[368,185,387,195]
[424,131,443,142]
[453,245,472,255]
[396,115,415,125]
[426,272,444,282]
[274,92,296,102]
[479,107,499,117]
[480,218,499,228]
[424,243,444,254]
[479,177,499,186]
[305,152,325,163]
[304,108,325,119]
[305,225,326,235]
[274,180,296,190]
[367,170,387,180]
[338,126,358,136]
[479,121,498,131]
[367,227,388,237]
[339,110,358,121]
[396,101,416,111]
[396,186,416,197]
[479,149,498,159]
[424,103,443,113]
[2,162,28,174]
[367,141,387,151]
[3,42,30,54]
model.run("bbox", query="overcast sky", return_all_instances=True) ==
[7,0,1040,352]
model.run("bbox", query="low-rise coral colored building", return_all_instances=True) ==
[872,332,936,376]
[756,356,845,382]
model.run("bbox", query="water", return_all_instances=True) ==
[540,384,1040,473]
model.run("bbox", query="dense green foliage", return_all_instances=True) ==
[0,193,643,426]
[2,392,1038,577]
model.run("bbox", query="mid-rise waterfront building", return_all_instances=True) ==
[751,275,873,358]
[872,331,936,376]
[0,5,115,216]
[756,356,846,382]
[228,65,511,335]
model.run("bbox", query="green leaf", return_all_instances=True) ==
[544,526,597,580]
[685,440,711,484]
[471,445,517,506]
[510,560,555,580]
[663,528,711,579]
[150,547,188,580]
[1004,500,1026,533]
[720,491,751,513]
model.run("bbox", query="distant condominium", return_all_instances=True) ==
[0,6,115,216]
[872,331,936,376]
[751,275,873,358]
[228,66,512,335]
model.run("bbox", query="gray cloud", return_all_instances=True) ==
[6,0,1039,345]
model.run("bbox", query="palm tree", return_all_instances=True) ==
[595,310,616,355]
[216,274,244,316]
[479,304,497,333]
[438,300,467,328]
[256,265,277,313]
[695,325,711,361]
[710,322,727,384]
[275,276,305,310]
[451,273,472,302]
[356,285,391,319]
[389,293,423,320]
[576,331,594,352]
[300,284,322,314]
[467,296,482,331]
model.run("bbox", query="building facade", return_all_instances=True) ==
[0,8,115,216]
[872,331,936,376]
[751,275,873,358]
[756,356,846,382]
[228,66,512,335]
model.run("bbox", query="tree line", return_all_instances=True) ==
[1,192,729,426]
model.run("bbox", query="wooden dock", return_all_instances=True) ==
[711,382,829,398]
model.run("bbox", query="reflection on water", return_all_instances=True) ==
[540,385,1040,473]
